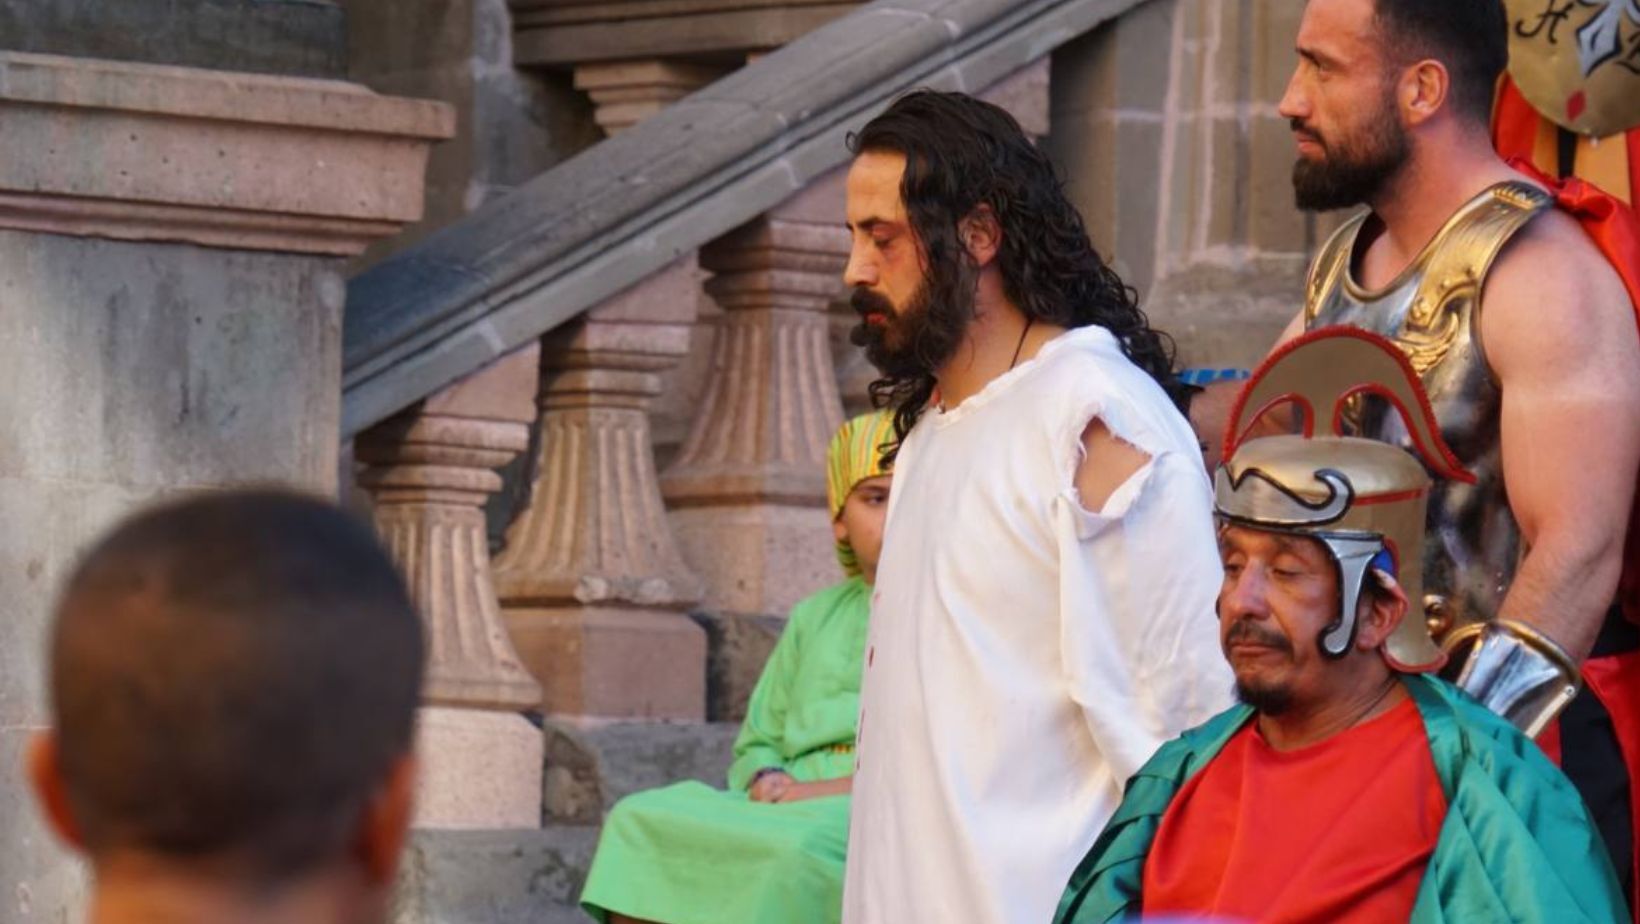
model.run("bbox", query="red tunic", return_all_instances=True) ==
[1141,698,1446,923]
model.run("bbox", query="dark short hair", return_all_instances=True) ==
[1373,0,1507,122]
[49,490,424,881]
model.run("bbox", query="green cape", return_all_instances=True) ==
[1055,673,1627,923]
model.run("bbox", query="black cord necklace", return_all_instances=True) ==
[1008,317,1035,371]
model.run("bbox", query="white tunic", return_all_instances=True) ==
[841,326,1233,924]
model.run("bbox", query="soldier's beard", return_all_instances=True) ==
[1225,618,1298,715]
[1236,677,1296,716]
[1291,94,1410,212]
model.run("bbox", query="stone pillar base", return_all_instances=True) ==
[667,503,839,619]
[414,707,544,830]
[504,607,706,720]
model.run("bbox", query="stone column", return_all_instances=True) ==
[0,51,449,918]
[494,270,707,720]
[356,345,545,829]
[661,215,847,715]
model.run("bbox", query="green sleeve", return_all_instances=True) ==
[726,608,805,792]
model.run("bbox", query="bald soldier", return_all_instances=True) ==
[28,491,425,924]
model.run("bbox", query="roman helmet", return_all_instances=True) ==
[1216,328,1479,672]
[1217,329,1582,735]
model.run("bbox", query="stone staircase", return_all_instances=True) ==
[399,721,741,922]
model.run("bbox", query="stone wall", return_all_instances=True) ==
[0,0,347,77]
[343,0,603,263]
[1048,0,1351,370]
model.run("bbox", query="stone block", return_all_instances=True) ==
[541,718,741,822]
[511,1,861,66]
[1249,114,1308,255]
[1251,0,1305,104]
[0,727,88,922]
[1144,258,1308,367]
[668,503,841,618]
[423,342,541,424]
[0,0,347,78]
[415,707,545,829]
[0,51,453,255]
[696,609,786,722]
[392,828,600,924]
[344,0,600,264]
[0,231,343,492]
[1206,115,1249,250]
[504,606,707,720]
[1050,18,1118,122]
[1114,119,1165,293]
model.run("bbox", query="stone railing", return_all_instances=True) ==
[340,0,1129,763]
[342,0,1150,435]
[343,0,1136,749]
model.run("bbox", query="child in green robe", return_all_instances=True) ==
[579,410,896,924]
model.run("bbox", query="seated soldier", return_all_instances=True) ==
[579,410,895,924]
[27,490,425,924]
[1056,331,1626,924]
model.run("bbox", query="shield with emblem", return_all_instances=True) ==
[1505,0,1640,136]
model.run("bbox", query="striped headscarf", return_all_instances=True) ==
[826,410,896,575]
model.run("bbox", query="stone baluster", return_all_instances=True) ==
[494,280,706,720]
[573,60,728,136]
[356,345,544,829]
[660,215,848,714]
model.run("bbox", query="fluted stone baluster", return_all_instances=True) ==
[663,216,848,620]
[495,297,707,720]
[356,345,544,829]
[574,60,728,136]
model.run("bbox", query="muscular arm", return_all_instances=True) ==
[1482,211,1640,660]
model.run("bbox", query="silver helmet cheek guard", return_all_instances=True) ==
[1316,534,1387,659]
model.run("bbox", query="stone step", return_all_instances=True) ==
[395,721,747,923]
[543,719,742,822]
[393,827,599,924]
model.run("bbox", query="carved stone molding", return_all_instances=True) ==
[511,0,862,67]
[0,51,453,255]
[574,60,729,136]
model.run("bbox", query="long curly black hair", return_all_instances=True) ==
[848,90,1183,461]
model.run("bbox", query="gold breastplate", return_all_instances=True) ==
[1304,181,1553,636]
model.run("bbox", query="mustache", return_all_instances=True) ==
[851,287,894,317]
[1289,118,1321,144]
[1224,619,1293,654]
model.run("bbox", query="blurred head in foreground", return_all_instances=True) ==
[29,490,425,924]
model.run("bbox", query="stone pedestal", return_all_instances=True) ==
[495,290,707,720]
[0,51,450,918]
[662,217,848,619]
[356,346,546,828]
[413,708,545,829]
[574,60,728,135]
[510,0,862,67]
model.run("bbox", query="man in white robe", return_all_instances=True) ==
[839,90,1234,924]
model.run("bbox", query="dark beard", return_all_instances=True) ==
[1291,108,1410,212]
[1223,617,1296,715]
[848,266,975,377]
[1235,678,1295,716]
